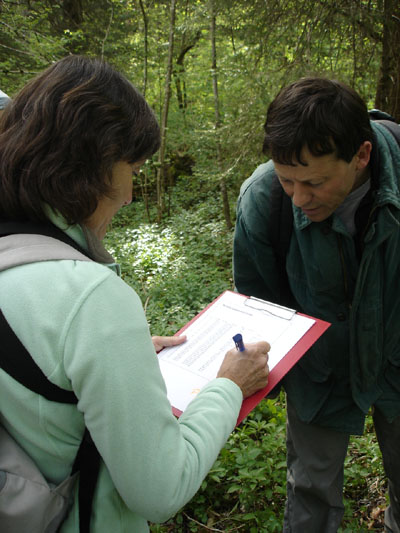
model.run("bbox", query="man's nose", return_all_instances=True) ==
[292,183,312,208]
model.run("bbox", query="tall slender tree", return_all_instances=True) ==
[138,0,149,97]
[210,0,232,230]
[156,0,177,223]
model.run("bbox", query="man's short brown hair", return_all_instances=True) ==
[263,77,374,165]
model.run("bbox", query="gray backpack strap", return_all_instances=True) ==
[0,234,92,271]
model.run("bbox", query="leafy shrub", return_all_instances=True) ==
[151,396,288,533]
[104,201,234,335]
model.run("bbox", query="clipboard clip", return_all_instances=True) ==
[244,296,296,320]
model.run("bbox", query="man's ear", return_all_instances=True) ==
[356,141,372,170]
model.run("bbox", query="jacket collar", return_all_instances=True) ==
[43,205,116,265]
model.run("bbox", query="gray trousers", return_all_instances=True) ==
[283,400,400,533]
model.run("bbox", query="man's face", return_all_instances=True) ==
[273,143,371,222]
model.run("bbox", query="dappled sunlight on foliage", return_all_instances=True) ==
[106,225,186,292]
[104,201,234,336]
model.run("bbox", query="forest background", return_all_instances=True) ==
[1,0,399,531]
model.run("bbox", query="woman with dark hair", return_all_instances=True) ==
[0,56,269,532]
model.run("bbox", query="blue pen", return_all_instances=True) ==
[233,333,245,352]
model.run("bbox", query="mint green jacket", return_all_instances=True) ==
[234,122,400,434]
[0,213,243,532]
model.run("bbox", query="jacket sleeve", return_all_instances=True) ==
[63,272,243,524]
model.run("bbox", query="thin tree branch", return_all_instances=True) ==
[101,2,114,59]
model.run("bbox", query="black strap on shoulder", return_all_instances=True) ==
[72,430,101,532]
[375,119,400,146]
[0,309,78,403]
[368,108,395,121]
[368,109,400,146]
[273,174,293,268]
[268,174,295,307]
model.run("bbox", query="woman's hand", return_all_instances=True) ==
[217,341,270,398]
[152,335,187,353]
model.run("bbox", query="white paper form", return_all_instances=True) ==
[158,291,315,413]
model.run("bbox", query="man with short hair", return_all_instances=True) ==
[233,77,400,532]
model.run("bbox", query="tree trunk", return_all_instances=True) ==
[156,0,176,223]
[139,0,149,97]
[173,30,201,111]
[210,0,232,230]
[62,0,83,26]
[375,0,400,121]
[138,170,151,223]
[101,5,114,59]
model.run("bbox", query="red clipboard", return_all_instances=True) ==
[162,290,330,425]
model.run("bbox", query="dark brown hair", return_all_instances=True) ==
[263,77,373,165]
[0,55,160,224]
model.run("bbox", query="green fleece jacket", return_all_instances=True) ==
[234,121,400,434]
[0,212,243,532]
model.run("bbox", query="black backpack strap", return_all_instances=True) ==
[368,108,396,121]
[72,430,101,533]
[0,309,77,403]
[375,119,400,146]
[268,174,295,307]
[368,109,400,146]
